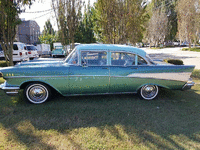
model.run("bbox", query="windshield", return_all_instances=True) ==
[26,46,37,50]
[65,48,78,64]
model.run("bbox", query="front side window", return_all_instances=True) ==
[111,52,135,66]
[81,51,107,66]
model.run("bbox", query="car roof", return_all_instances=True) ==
[76,44,146,57]
[26,45,35,46]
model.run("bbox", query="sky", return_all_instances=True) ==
[19,0,97,32]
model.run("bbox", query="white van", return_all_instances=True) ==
[13,42,29,62]
[36,44,51,57]
[0,42,29,63]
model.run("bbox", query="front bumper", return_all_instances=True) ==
[182,79,195,90]
[0,82,20,96]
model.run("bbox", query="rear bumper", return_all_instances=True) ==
[13,56,29,62]
[182,80,195,90]
[0,82,20,96]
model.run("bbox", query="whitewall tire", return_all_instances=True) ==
[24,83,51,104]
[139,85,159,100]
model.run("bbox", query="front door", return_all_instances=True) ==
[69,51,109,95]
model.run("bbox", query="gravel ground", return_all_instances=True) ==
[142,47,200,69]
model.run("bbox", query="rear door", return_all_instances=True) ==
[109,52,148,93]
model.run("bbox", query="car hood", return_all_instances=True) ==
[15,59,64,67]
[0,61,70,77]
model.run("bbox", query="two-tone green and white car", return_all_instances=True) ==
[51,46,66,58]
[0,44,195,104]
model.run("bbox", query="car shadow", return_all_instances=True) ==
[1,85,200,149]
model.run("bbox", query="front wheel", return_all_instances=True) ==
[139,85,159,100]
[24,83,51,104]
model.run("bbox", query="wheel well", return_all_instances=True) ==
[137,84,166,93]
[20,81,58,94]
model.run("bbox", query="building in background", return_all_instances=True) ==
[16,19,40,45]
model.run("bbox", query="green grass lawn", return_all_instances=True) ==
[182,47,200,52]
[1,78,200,149]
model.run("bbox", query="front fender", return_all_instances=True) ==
[19,79,63,96]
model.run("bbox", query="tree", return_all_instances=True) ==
[39,19,57,50]
[0,0,32,66]
[143,0,179,46]
[146,4,168,47]
[176,0,200,47]
[93,0,147,44]
[52,0,82,50]
[74,2,96,43]
[42,19,55,35]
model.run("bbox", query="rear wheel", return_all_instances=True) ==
[24,83,51,104]
[139,85,159,100]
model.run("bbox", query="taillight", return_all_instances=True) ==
[19,52,22,56]
[28,51,31,54]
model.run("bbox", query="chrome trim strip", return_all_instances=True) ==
[2,87,20,90]
[6,91,19,94]
[4,72,191,82]
[4,75,109,78]
[64,91,137,96]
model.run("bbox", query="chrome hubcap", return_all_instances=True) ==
[141,85,158,100]
[26,84,48,103]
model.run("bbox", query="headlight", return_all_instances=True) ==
[0,72,3,78]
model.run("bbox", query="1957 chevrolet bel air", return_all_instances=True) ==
[0,44,195,104]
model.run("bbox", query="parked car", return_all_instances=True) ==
[24,45,39,60]
[0,45,4,60]
[0,42,29,63]
[0,44,195,104]
[51,46,66,58]
[36,44,51,57]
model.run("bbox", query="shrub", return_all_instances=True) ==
[164,59,184,65]
[182,47,200,52]
[0,61,8,67]
[191,69,200,79]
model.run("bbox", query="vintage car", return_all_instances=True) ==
[0,44,195,104]
[51,46,66,58]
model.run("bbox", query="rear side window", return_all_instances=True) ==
[13,44,18,50]
[138,56,147,65]
[111,52,135,66]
